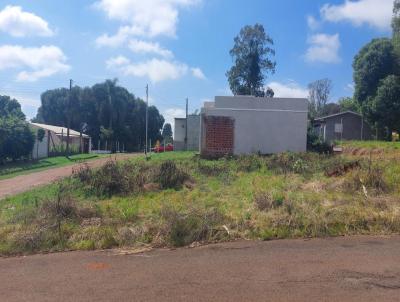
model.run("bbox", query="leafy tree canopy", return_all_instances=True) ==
[338,97,361,113]
[0,96,34,163]
[226,23,276,97]
[0,95,25,120]
[353,38,395,104]
[162,123,173,138]
[369,75,400,135]
[34,79,165,152]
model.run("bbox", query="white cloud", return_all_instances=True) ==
[96,25,144,47]
[106,55,130,68]
[107,55,204,82]
[321,0,393,31]
[95,0,200,44]
[191,67,205,79]
[107,56,188,82]
[128,39,173,58]
[268,81,309,98]
[163,107,185,128]
[0,5,54,37]
[0,45,70,81]
[305,33,341,63]
[307,15,320,31]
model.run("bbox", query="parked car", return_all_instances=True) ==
[152,144,174,153]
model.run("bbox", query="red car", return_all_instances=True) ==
[152,144,174,153]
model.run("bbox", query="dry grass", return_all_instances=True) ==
[1,144,400,256]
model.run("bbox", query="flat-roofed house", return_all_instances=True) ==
[200,96,308,157]
[173,115,200,151]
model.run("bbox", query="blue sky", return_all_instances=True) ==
[0,0,393,125]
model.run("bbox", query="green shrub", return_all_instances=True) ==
[307,129,333,154]
[156,160,189,189]
[87,160,145,196]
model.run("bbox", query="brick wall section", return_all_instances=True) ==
[203,116,234,157]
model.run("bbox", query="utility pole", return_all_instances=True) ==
[66,79,72,157]
[185,97,188,151]
[145,84,149,157]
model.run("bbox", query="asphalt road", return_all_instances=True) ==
[0,153,139,199]
[1,236,400,302]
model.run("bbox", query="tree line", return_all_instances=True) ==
[33,79,165,152]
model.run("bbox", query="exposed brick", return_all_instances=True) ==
[202,116,234,157]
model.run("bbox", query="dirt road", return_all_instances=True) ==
[1,236,400,302]
[0,153,139,199]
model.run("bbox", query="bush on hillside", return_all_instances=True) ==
[307,128,333,154]
[156,160,189,189]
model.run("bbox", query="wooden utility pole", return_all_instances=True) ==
[145,84,149,157]
[185,97,188,151]
[66,79,72,157]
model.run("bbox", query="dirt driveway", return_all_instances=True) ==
[0,153,139,199]
[1,236,400,302]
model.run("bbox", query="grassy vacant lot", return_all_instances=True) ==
[0,143,399,256]
[0,154,107,180]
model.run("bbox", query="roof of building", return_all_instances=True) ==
[314,111,362,121]
[30,122,90,138]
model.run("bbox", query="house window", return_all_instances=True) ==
[334,123,343,133]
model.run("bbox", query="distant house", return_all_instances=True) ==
[29,122,91,159]
[173,115,200,151]
[312,111,372,143]
[199,96,308,157]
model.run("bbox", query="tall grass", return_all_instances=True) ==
[1,145,400,256]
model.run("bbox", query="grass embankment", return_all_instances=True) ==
[1,146,400,256]
[0,154,107,180]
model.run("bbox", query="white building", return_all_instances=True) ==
[29,123,91,159]
[173,115,200,151]
[200,96,308,157]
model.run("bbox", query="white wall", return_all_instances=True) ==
[32,134,48,159]
[201,96,308,155]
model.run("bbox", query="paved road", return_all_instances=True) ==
[0,153,139,199]
[1,236,400,302]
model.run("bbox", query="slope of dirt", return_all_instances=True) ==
[0,153,139,199]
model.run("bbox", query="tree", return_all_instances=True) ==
[368,75,400,139]
[34,80,165,152]
[226,23,276,97]
[0,95,25,119]
[320,103,341,116]
[353,38,395,105]
[0,96,34,163]
[308,78,332,119]
[392,0,400,70]
[162,123,173,141]
[338,97,360,113]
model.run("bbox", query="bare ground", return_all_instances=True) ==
[0,153,139,199]
[1,236,400,302]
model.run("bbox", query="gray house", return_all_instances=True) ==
[200,96,308,157]
[312,111,372,142]
[173,115,200,151]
